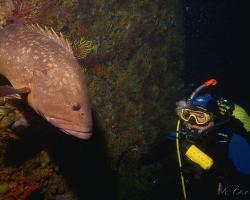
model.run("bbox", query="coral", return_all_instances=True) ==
[0,171,39,200]
[71,38,95,60]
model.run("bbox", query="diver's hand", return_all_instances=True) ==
[217,98,234,116]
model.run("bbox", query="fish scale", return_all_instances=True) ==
[0,23,92,139]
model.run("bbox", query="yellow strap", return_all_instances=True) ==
[176,119,187,199]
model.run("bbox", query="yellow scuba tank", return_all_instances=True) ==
[185,144,213,170]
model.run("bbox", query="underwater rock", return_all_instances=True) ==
[0,0,184,199]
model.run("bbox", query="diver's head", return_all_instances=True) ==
[177,94,218,134]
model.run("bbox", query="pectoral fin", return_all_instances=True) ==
[0,85,30,99]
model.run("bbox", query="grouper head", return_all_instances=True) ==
[27,57,93,140]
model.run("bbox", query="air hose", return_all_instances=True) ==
[176,79,217,199]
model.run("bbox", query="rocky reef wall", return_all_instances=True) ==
[0,0,184,199]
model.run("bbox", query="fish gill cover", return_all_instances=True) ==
[0,0,184,199]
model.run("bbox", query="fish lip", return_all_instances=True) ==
[62,129,92,140]
[45,117,92,140]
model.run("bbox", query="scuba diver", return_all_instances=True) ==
[139,79,250,200]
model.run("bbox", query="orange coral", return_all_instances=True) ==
[92,64,112,79]
[75,25,90,38]
[0,173,39,200]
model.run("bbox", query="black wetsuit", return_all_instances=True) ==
[139,119,250,200]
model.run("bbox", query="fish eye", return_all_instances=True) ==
[71,102,81,111]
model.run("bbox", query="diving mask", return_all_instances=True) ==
[180,108,212,125]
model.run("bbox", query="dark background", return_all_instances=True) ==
[184,0,250,112]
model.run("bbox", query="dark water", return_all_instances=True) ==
[184,0,250,112]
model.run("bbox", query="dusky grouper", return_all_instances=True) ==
[0,23,92,139]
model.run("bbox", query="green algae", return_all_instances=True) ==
[0,182,8,194]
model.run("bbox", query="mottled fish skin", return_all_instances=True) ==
[0,23,92,139]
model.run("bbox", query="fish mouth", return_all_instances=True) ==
[61,129,92,139]
[46,117,92,140]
